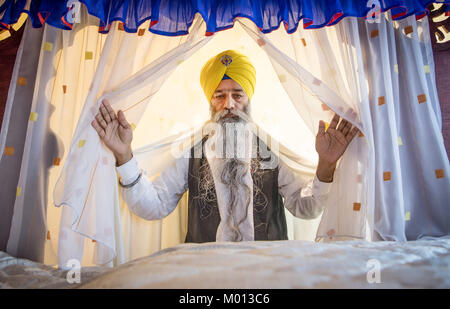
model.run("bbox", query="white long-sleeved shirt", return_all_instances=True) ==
[116,155,332,222]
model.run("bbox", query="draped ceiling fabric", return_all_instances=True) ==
[1,0,449,34]
[0,1,449,267]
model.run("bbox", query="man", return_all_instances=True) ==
[91,50,359,242]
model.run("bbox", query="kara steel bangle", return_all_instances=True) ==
[119,171,142,188]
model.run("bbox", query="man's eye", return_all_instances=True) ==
[233,94,242,99]
[215,95,225,99]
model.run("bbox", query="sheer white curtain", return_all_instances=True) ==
[239,20,368,242]
[248,13,449,242]
[2,10,107,265]
[54,16,211,267]
[3,9,213,266]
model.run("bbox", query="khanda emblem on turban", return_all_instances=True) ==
[220,54,233,67]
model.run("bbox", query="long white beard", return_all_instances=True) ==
[204,108,255,242]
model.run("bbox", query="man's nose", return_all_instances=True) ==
[224,94,235,109]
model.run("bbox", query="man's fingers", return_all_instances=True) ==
[341,121,352,136]
[91,119,106,138]
[95,113,108,130]
[100,103,112,123]
[117,110,131,129]
[346,127,359,142]
[103,100,116,120]
[318,120,326,134]
[328,113,340,130]
[337,118,348,132]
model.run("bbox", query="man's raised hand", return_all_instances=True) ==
[314,113,359,182]
[91,99,133,165]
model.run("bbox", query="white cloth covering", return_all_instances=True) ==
[116,139,332,242]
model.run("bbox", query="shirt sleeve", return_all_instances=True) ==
[116,155,189,220]
[278,159,332,219]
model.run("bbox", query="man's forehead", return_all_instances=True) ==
[214,79,245,93]
[214,88,245,93]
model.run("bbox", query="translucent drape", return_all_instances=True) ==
[253,13,449,241]
[238,19,370,242]
[54,16,212,267]
[2,10,106,264]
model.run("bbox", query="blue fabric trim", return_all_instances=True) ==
[222,74,232,80]
[1,0,448,35]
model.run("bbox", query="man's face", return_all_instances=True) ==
[210,79,249,119]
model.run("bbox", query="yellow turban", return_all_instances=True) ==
[200,50,256,103]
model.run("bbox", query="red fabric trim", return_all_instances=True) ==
[303,19,313,29]
[391,6,408,19]
[37,12,50,25]
[327,12,343,25]
[61,15,73,29]
[415,11,427,20]
[363,8,382,20]
[98,23,111,33]
[0,21,11,29]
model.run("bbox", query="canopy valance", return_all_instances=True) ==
[1,0,448,35]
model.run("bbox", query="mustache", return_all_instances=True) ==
[212,108,250,123]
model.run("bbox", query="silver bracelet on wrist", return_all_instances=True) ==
[119,171,142,188]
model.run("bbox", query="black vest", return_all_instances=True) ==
[185,135,288,242]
